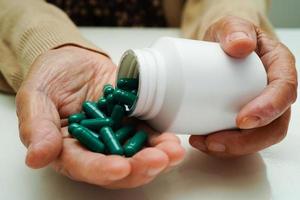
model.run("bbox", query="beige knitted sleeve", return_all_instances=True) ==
[181,0,275,40]
[0,0,108,93]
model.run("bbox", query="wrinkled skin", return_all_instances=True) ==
[16,15,298,188]
[16,46,185,189]
[190,16,298,157]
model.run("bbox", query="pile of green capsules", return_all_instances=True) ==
[68,78,148,157]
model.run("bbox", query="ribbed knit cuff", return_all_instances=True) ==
[17,22,109,75]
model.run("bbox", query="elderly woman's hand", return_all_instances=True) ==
[190,16,297,157]
[16,46,185,188]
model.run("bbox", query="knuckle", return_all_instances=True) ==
[203,21,219,41]
[279,42,296,62]
[284,80,298,103]
[257,99,281,122]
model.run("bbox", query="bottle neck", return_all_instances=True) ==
[117,48,165,119]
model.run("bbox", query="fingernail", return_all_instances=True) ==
[207,142,226,152]
[191,140,207,151]
[239,116,260,129]
[226,32,249,42]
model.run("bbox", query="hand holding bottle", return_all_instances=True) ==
[190,16,297,157]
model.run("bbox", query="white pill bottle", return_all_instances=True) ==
[117,37,267,135]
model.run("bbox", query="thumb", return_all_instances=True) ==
[205,16,257,58]
[16,88,62,169]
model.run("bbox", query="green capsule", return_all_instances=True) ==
[131,89,138,95]
[117,78,139,91]
[68,123,105,153]
[97,97,108,112]
[124,130,148,157]
[68,113,86,124]
[82,101,106,119]
[111,104,126,129]
[113,88,137,107]
[106,93,115,115]
[68,123,81,133]
[80,118,113,131]
[100,126,124,155]
[103,84,115,97]
[69,123,99,138]
[115,125,135,144]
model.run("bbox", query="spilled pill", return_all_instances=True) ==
[80,118,113,131]
[117,78,139,90]
[97,97,107,112]
[111,104,126,129]
[82,101,106,119]
[67,79,148,157]
[103,84,114,97]
[115,125,135,144]
[69,123,105,153]
[100,126,124,155]
[68,113,86,124]
[113,88,137,107]
[124,130,148,157]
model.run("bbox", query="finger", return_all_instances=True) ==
[154,141,185,166]
[189,135,208,152]
[148,132,185,166]
[142,126,185,166]
[52,138,131,186]
[16,89,62,169]
[191,109,290,157]
[237,30,297,129]
[106,147,169,189]
[204,16,257,58]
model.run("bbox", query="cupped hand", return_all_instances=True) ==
[16,46,185,188]
[190,16,297,157]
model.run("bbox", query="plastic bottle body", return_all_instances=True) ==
[117,37,267,135]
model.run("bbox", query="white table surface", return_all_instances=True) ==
[0,28,299,200]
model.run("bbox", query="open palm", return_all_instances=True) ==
[16,46,185,188]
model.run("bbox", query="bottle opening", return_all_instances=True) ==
[117,48,162,119]
[117,50,140,112]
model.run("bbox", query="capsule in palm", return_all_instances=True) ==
[68,113,86,124]
[106,93,115,115]
[111,104,126,129]
[97,97,108,113]
[80,118,113,131]
[124,130,148,157]
[100,126,124,155]
[115,125,135,144]
[82,101,106,119]
[68,123,105,153]
[130,89,138,95]
[113,88,137,107]
[69,123,100,141]
[117,78,139,90]
[103,84,114,97]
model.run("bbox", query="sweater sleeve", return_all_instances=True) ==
[181,0,275,40]
[0,0,108,93]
